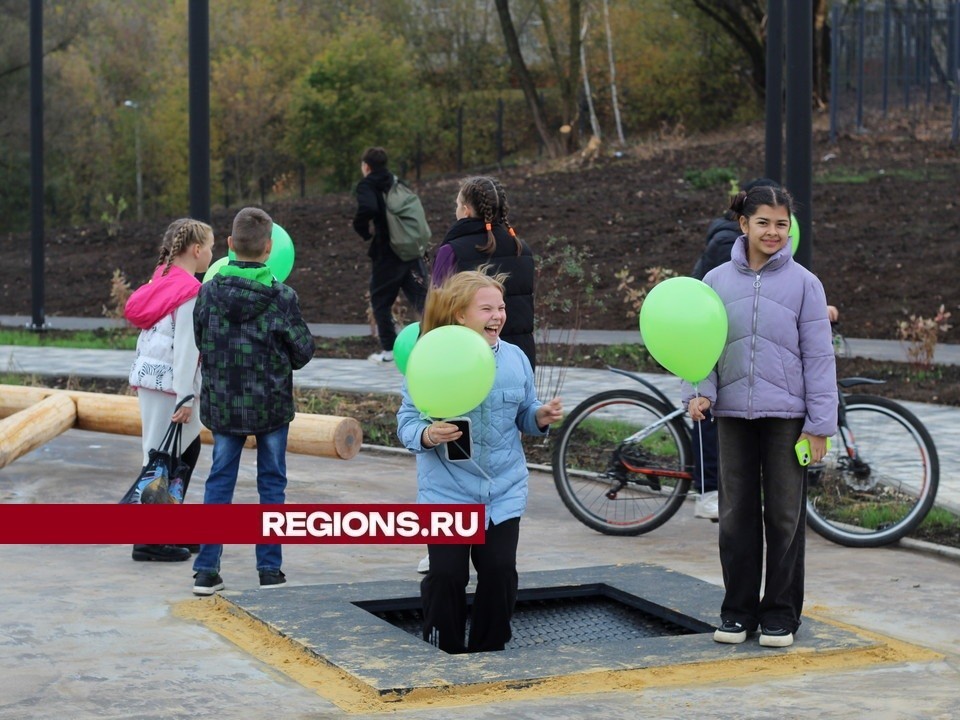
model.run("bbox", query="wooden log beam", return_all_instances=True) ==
[0,393,77,469]
[0,385,362,460]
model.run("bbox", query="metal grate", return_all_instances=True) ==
[372,594,696,650]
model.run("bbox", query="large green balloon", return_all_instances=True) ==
[227,222,296,282]
[202,256,229,283]
[406,325,495,418]
[393,322,421,375]
[789,212,800,256]
[639,277,728,384]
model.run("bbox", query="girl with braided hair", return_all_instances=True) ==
[124,218,214,562]
[432,176,536,369]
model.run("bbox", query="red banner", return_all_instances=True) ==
[0,504,486,544]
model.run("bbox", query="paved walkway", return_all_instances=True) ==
[2,329,959,513]
[2,319,960,718]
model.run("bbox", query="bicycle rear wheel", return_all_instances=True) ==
[806,394,939,547]
[552,390,692,536]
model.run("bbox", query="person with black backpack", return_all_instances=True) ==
[352,147,429,364]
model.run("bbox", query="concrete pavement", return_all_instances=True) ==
[1,430,959,719]
[2,319,960,718]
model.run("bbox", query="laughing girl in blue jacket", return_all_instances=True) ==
[397,269,562,654]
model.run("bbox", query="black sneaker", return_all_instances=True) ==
[132,544,191,562]
[177,544,201,554]
[759,625,794,648]
[192,571,225,596]
[713,619,749,644]
[259,570,286,589]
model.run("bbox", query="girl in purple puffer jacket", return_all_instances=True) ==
[683,185,837,649]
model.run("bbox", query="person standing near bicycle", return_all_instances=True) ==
[691,178,839,521]
[684,184,837,648]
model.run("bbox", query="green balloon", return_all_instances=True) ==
[393,322,421,375]
[639,277,728,384]
[202,256,229,283]
[789,212,800,256]
[227,222,296,282]
[406,325,496,419]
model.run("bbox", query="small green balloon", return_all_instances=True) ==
[227,222,296,282]
[789,212,800,256]
[406,325,495,418]
[639,277,728,384]
[393,322,421,375]
[202,256,229,283]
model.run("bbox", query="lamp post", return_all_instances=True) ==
[123,100,143,221]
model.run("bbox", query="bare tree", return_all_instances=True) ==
[494,0,583,155]
[602,0,625,145]
[580,14,601,140]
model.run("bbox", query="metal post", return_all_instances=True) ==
[786,0,813,271]
[188,0,210,222]
[830,3,840,143]
[457,105,463,172]
[765,0,784,181]
[925,1,932,104]
[953,1,960,145]
[29,0,45,330]
[904,0,912,109]
[124,100,143,221]
[883,0,891,116]
[856,1,865,131]
[496,97,504,167]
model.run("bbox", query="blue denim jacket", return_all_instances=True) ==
[397,340,545,525]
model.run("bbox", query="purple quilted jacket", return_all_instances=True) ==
[681,236,838,437]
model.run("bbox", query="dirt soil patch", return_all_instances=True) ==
[1,119,957,346]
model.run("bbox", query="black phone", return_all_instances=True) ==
[444,417,473,461]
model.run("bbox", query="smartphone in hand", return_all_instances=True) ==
[444,417,473,462]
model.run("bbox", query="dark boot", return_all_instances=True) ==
[132,544,191,562]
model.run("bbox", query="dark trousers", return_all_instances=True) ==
[690,410,719,493]
[421,517,520,654]
[370,258,427,351]
[717,417,806,633]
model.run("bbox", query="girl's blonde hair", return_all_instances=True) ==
[422,265,508,335]
[157,218,213,275]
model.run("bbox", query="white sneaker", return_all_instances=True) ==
[417,554,430,574]
[368,350,394,364]
[695,490,719,520]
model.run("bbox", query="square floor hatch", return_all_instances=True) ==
[362,585,701,650]
[216,563,876,696]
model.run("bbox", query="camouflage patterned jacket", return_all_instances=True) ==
[194,261,315,435]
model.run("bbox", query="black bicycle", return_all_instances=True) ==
[551,368,940,547]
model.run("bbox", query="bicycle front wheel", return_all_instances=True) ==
[806,394,939,547]
[552,390,692,536]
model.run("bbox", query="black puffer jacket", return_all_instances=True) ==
[691,216,741,280]
[439,218,536,369]
[352,168,402,263]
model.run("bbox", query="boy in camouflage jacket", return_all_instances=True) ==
[190,207,315,596]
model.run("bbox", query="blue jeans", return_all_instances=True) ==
[193,425,289,574]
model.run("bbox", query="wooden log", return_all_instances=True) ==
[0,393,77,469]
[0,385,362,460]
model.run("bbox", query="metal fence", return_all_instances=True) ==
[829,0,960,142]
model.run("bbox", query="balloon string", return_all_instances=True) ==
[694,386,705,496]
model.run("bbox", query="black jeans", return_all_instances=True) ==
[421,517,520,654]
[717,416,806,633]
[370,258,427,351]
[690,410,719,494]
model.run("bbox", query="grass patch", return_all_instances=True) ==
[817,167,950,185]
[683,166,739,190]
[0,328,137,350]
